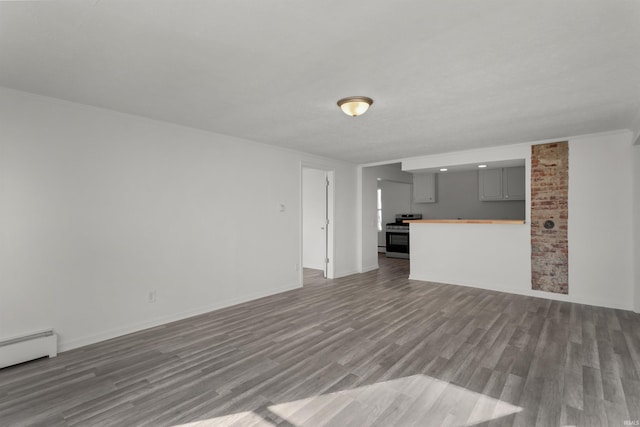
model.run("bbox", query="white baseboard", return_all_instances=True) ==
[332,269,360,278]
[408,274,634,311]
[303,263,325,271]
[360,264,379,273]
[60,283,301,352]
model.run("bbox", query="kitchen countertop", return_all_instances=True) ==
[404,219,525,224]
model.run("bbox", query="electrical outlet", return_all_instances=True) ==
[148,291,157,303]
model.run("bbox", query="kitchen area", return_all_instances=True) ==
[376,161,526,260]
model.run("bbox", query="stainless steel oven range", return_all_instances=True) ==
[385,213,422,259]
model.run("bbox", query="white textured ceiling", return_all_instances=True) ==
[1,1,639,164]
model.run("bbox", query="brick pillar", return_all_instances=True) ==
[531,141,569,294]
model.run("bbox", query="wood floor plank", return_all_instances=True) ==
[1,255,639,426]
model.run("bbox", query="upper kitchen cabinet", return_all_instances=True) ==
[479,166,525,201]
[478,168,503,201]
[413,173,437,203]
[502,166,525,200]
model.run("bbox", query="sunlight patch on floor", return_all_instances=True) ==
[173,374,522,426]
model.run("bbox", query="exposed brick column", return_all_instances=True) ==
[531,141,569,294]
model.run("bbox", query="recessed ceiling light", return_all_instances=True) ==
[440,168,448,172]
[478,164,488,168]
[337,96,373,117]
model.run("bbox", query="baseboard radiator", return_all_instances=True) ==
[0,330,57,369]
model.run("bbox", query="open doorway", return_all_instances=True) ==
[302,166,334,283]
[378,180,412,253]
[360,163,414,273]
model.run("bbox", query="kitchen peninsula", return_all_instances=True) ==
[406,219,525,225]
[404,219,530,295]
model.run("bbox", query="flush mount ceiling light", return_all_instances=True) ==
[478,164,488,168]
[337,96,373,117]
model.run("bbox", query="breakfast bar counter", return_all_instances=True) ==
[405,219,525,225]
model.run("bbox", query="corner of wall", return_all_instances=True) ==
[634,145,640,313]
[629,107,640,146]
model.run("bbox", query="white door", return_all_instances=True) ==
[302,168,328,275]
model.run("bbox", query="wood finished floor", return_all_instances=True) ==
[2,255,640,426]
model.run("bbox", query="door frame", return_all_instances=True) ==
[300,163,335,283]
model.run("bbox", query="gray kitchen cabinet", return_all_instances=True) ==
[413,173,437,203]
[478,168,503,201]
[503,166,525,200]
[479,166,525,201]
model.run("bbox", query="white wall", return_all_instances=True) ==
[569,132,634,310]
[410,223,530,292]
[0,87,358,351]
[402,144,533,174]
[302,168,326,270]
[399,131,636,310]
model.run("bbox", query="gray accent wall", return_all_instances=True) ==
[412,170,525,220]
